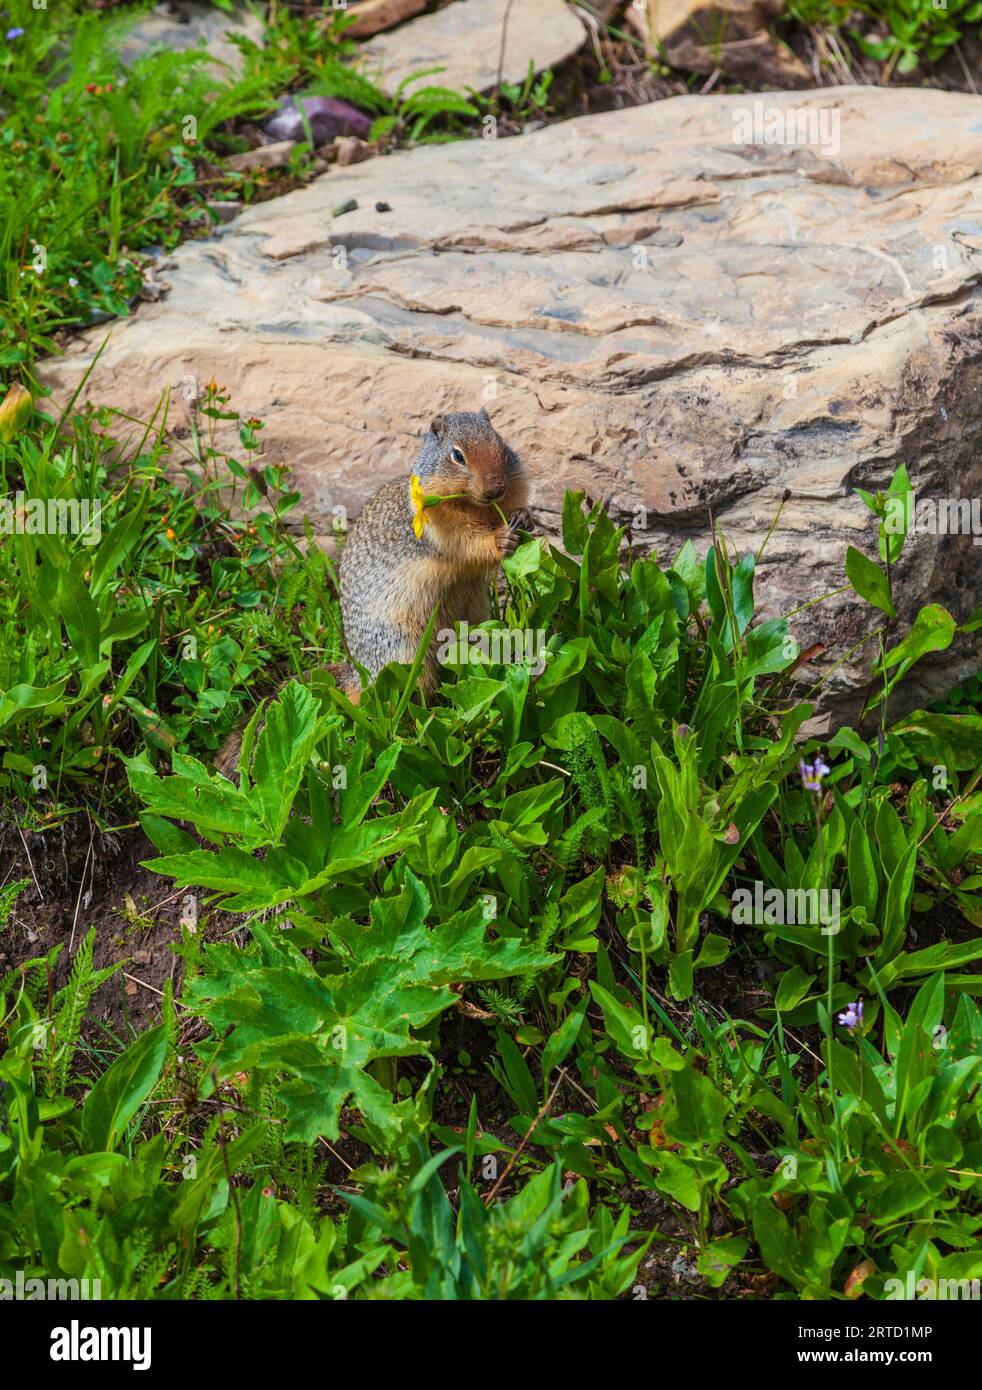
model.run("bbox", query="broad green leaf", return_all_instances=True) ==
[664,1064,727,1147]
[894,973,944,1134]
[845,546,894,617]
[848,819,879,915]
[540,998,588,1087]
[81,1025,167,1152]
[882,604,956,676]
[250,680,320,838]
[89,490,150,597]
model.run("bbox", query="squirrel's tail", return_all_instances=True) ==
[322,661,361,705]
[215,662,360,783]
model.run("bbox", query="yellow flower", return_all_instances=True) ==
[411,474,469,539]
[410,473,428,539]
[0,383,32,443]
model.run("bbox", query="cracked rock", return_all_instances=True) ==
[40,88,982,725]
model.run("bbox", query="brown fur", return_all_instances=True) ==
[339,409,529,695]
[216,409,530,779]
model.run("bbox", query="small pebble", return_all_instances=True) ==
[375,201,391,213]
[206,200,242,224]
[332,198,358,218]
[335,135,370,167]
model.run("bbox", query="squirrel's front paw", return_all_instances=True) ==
[500,509,534,557]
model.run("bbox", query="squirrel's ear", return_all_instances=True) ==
[430,415,446,441]
[479,406,491,421]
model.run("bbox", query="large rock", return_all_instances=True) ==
[40,88,982,725]
[360,0,586,95]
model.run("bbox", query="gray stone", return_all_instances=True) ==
[360,0,586,96]
[225,140,297,173]
[116,2,265,81]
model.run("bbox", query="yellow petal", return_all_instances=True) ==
[0,383,33,443]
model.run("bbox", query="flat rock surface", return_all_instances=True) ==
[41,88,982,723]
[360,0,586,95]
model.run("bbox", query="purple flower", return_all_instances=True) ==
[6,27,25,39]
[800,755,830,793]
[838,1000,863,1031]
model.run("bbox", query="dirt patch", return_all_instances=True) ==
[1,814,196,1043]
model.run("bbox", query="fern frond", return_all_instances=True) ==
[48,928,122,1094]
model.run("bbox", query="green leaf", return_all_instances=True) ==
[775,965,816,1012]
[122,697,177,753]
[731,553,755,636]
[752,1195,803,1289]
[845,546,894,617]
[81,1025,167,1152]
[125,751,265,840]
[894,973,944,1134]
[186,891,556,1142]
[145,846,299,910]
[0,679,70,730]
[664,1064,727,1147]
[651,1150,702,1211]
[249,680,320,838]
[828,725,871,764]
[540,998,588,1087]
[589,981,649,1062]
[826,1040,889,1127]
[879,463,911,564]
[668,949,694,1001]
[870,1170,946,1223]
[694,933,730,970]
[697,1237,748,1289]
[882,604,956,676]
[848,818,879,915]
[55,566,102,666]
[557,868,604,950]
[89,491,149,597]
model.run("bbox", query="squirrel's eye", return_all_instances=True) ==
[450,447,466,467]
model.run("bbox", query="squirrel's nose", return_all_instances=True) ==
[482,484,507,503]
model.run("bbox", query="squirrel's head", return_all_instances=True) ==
[417,409,523,505]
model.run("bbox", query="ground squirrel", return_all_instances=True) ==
[215,409,530,779]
